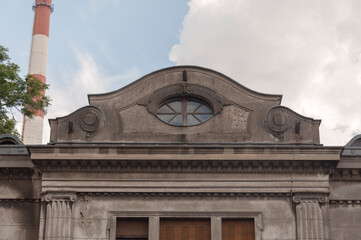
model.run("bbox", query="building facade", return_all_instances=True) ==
[1,66,361,240]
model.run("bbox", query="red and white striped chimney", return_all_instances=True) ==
[22,0,53,144]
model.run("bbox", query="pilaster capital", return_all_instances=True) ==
[43,192,77,202]
[292,193,328,204]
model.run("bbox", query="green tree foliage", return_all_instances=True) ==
[0,45,50,136]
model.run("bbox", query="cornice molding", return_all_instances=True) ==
[78,191,291,199]
[32,159,338,173]
[0,199,40,203]
[28,145,342,159]
[331,169,361,181]
[329,200,361,206]
[0,168,35,178]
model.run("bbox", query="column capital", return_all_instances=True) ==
[43,192,77,202]
[292,193,328,203]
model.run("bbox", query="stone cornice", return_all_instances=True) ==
[78,191,292,200]
[29,145,340,173]
[29,145,341,160]
[0,198,40,203]
[32,159,338,173]
[0,168,35,178]
[331,169,361,181]
[329,199,361,206]
[0,145,28,155]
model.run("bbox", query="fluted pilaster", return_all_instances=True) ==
[293,194,327,240]
[43,192,77,240]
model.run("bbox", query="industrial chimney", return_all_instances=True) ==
[22,0,53,144]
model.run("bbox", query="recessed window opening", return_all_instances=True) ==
[160,218,211,240]
[116,218,148,240]
[156,98,213,126]
[222,218,255,240]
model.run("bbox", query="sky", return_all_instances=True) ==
[1,0,361,146]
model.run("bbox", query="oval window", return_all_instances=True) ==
[156,98,213,126]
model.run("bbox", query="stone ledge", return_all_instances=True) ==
[33,159,338,173]
[329,200,361,206]
[76,191,293,199]
[0,198,40,203]
[331,169,361,180]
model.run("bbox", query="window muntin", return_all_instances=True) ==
[156,98,213,126]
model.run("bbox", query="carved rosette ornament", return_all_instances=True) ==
[292,194,327,240]
[264,105,321,143]
[139,83,230,116]
[264,107,291,138]
[50,105,106,142]
[79,108,101,133]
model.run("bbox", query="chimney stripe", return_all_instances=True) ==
[32,5,51,36]
[22,0,52,144]
[29,34,49,76]
[30,74,46,119]
[22,116,44,144]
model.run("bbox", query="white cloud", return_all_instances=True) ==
[42,49,141,143]
[170,0,361,145]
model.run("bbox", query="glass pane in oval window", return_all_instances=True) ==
[156,99,213,126]
[195,105,212,113]
[187,101,201,112]
[168,101,182,113]
[195,114,212,122]
[158,114,175,123]
[169,115,183,126]
[157,105,173,114]
[187,115,200,125]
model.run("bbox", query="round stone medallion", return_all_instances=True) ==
[80,110,100,132]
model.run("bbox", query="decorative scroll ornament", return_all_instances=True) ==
[292,194,328,203]
[139,83,230,116]
[44,192,78,202]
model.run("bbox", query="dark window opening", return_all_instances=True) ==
[222,218,255,240]
[116,218,148,240]
[160,218,211,240]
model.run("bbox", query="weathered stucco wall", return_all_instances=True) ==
[0,202,40,240]
[71,196,296,240]
[0,169,41,240]
[328,204,361,240]
[0,141,41,240]
[328,181,361,240]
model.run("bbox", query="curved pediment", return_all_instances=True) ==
[49,66,320,144]
[88,66,282,107]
